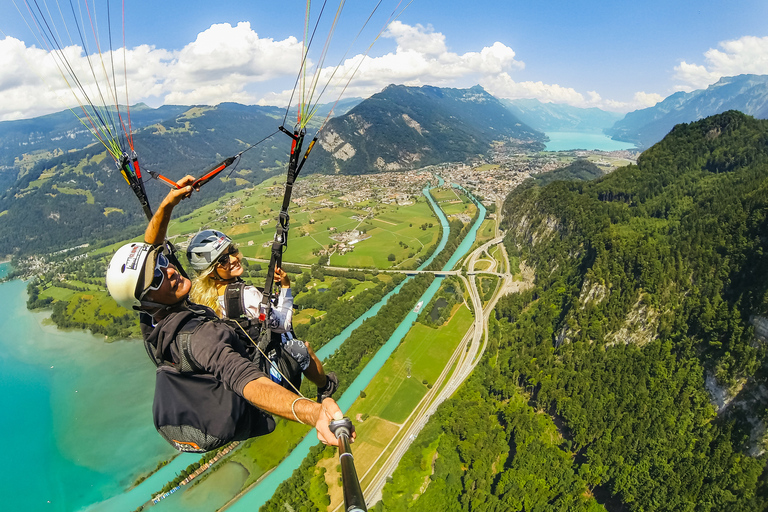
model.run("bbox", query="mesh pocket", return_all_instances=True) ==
[156,424,227,453]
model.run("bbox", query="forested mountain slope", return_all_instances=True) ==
[0,103,294,255]
[0,85,541,257]
[378,111,768,511]
[0,103,191,167]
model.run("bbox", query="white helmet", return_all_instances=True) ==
[187,229,232,272]
[106,242,162,310]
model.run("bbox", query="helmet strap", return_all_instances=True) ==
[210,266,238,284]
[139,297,188,320]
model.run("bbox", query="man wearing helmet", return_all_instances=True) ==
[106,176,349,450]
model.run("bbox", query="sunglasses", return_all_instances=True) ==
[216,245,240,266]
[146,253,171,293]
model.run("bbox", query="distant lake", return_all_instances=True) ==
[545,132,636,152]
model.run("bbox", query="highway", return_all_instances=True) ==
[359,212,524,507]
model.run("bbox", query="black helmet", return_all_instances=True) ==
[187,230,232,272]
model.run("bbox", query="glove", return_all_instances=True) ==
[317,371,339,403]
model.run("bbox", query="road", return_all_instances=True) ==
[359,214,520,507]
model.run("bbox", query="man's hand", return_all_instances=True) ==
[315,397,355,447]
[145,175,197,245]
[164,175,196,208]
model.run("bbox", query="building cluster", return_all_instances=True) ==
[151,442,239,504]
[292,171,432,207]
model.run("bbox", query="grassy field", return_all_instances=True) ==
[474,259,493,271]
[158,178,441,269]
[440,198,477,218]
[303,302,474,503]
[428,187,461,203]
[477,219,496,243]
[331,199,439,268]
[478,275,500,305]
[489,244,506,273]
[293,307,324,325]
[228,419,312,488]
[347,301,472,427]
[52,185,95,204]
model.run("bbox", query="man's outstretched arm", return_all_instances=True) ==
[145,175,196,245]
[242,377,352,447]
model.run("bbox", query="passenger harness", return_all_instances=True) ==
[223,280,304,393]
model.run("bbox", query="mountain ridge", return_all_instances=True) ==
[607,74,768,148]
[502,97,623,133]
[0,85,544,256]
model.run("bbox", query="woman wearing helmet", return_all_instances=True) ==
[187,229,337,400]
[187,229,293,329]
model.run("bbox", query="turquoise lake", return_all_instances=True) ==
[0,266,177,511]
[545,131,637,152]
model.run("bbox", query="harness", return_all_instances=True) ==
[222,281,303,392]
[144,312,277,453]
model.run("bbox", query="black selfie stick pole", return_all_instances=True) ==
[329,417,367,512]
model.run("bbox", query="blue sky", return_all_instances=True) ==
[0,0,767,121]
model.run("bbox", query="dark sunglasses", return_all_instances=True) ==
[147,253,171,292]
[216,245,240,266]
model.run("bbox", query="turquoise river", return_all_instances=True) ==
[0,180,484,511]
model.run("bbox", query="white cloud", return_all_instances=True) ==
[172,22,301,86]
[482,74,664,113]
[386,22,447,57]
[0,23,303,121]
[1,20,667,121]
[631,91,665,109]
[674,35,768,91]
[261,22,528,109]
[0,36,176,121]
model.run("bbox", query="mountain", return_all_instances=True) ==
[532,158,605,186]
[607,74,768,149]
[482,110,768,509]
[0,104,190,167]
[0,102,294,256]
[0,85,544,257]
[501,97,623,133]
[313,84,545,174]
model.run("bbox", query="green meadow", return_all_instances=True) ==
[162,177,440,269]
[488,244,506,273]
[228,418,311,488]
[310,301,474,495]
[350,303,473,425]
[477,218,496,242]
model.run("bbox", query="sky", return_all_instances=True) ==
[0,0,767,122]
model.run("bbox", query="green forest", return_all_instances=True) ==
[371,111,768,511]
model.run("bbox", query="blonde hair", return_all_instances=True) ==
[189,266,223,317]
